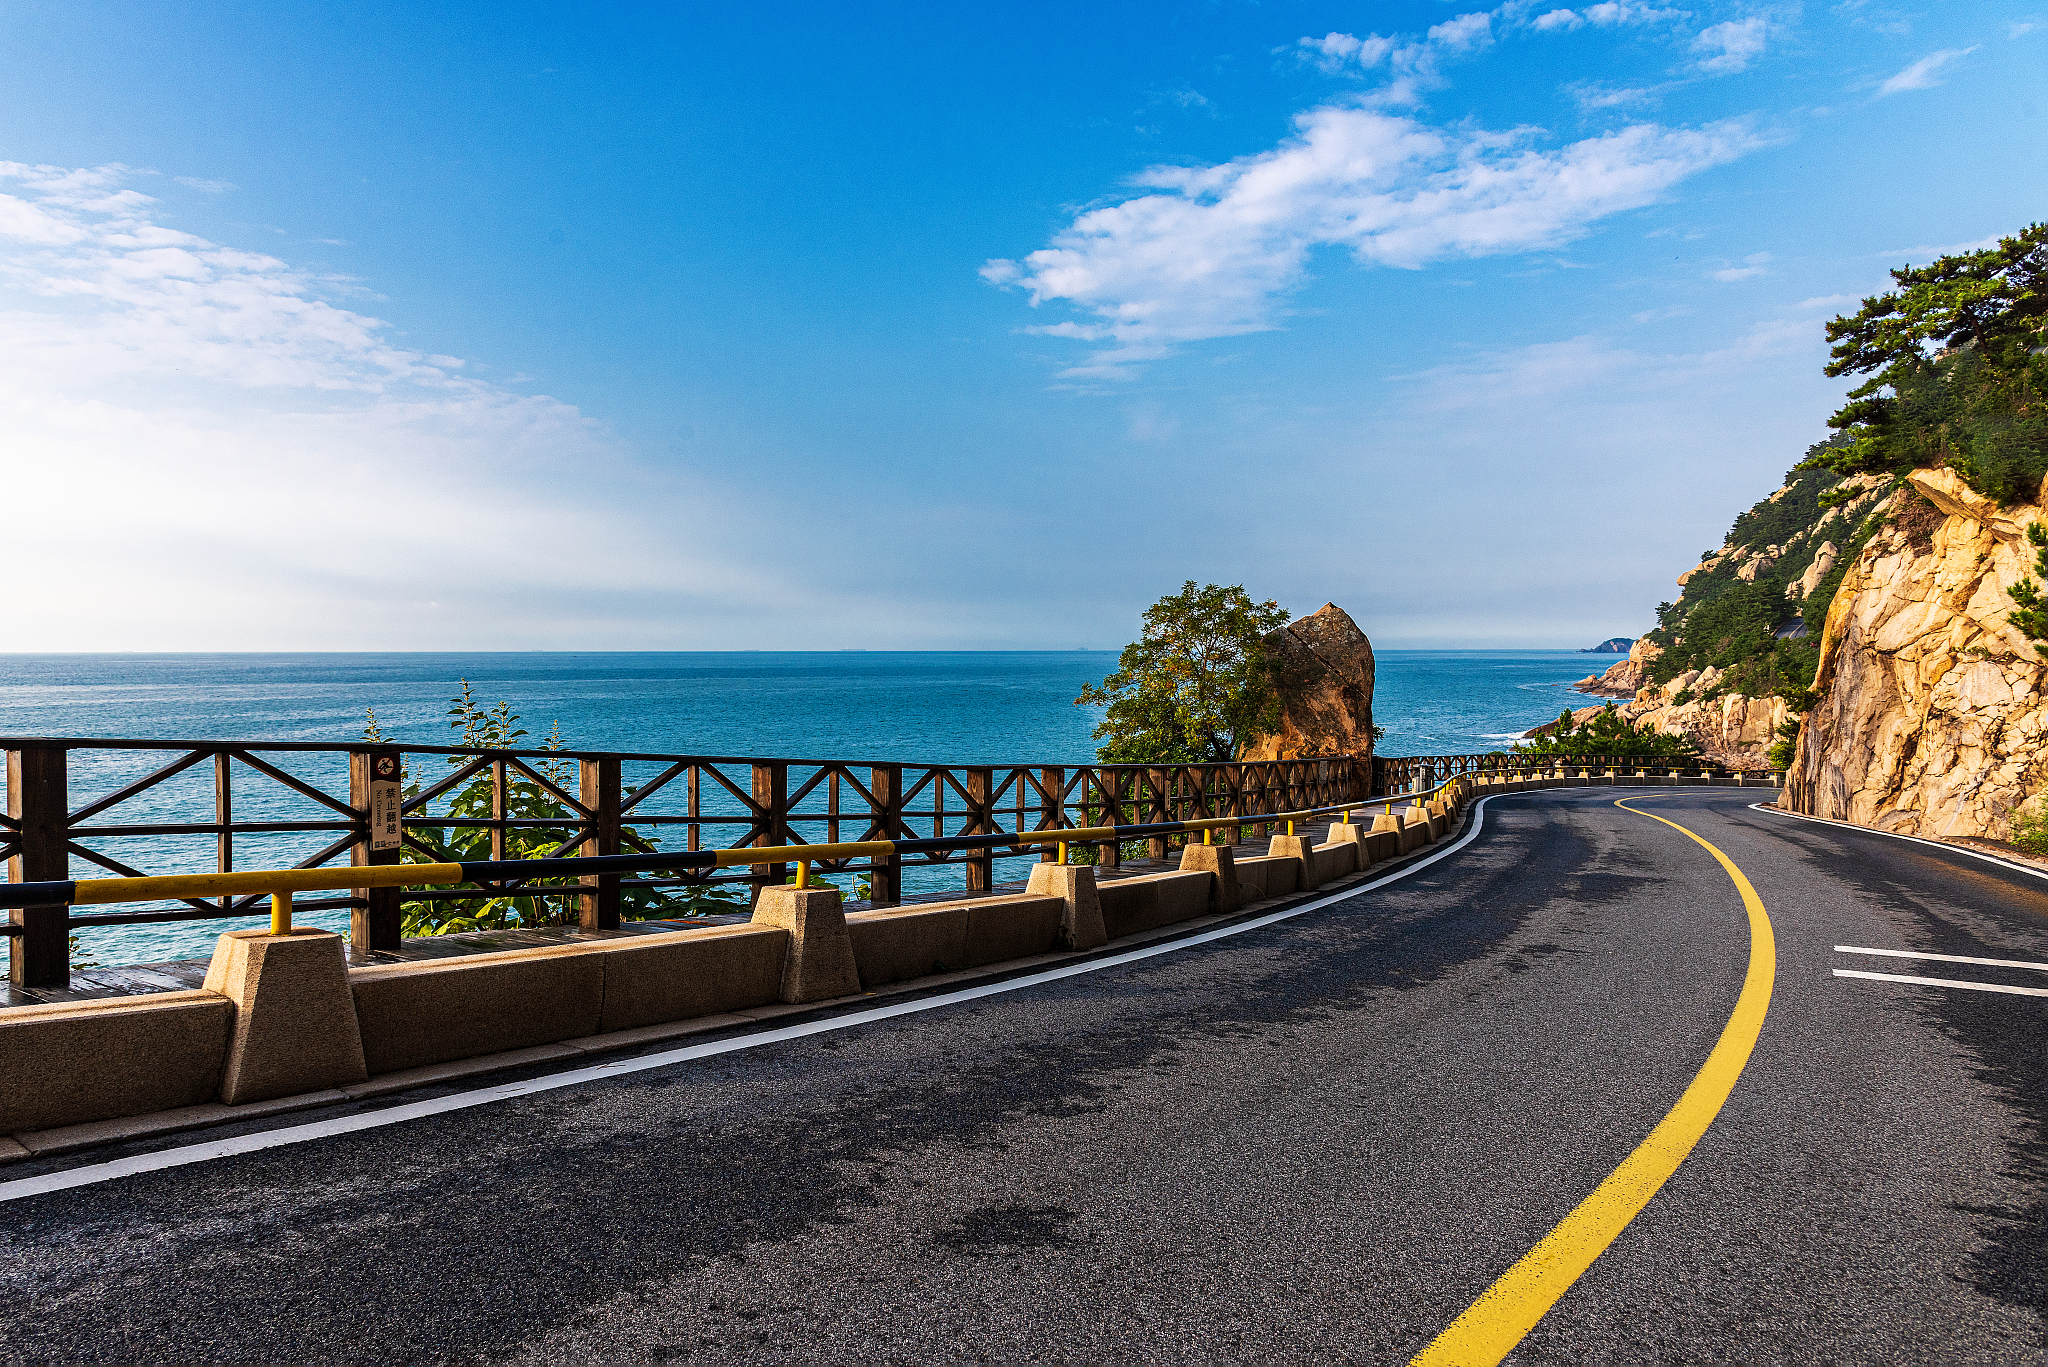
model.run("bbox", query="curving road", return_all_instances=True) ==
[1,788,2043,1364]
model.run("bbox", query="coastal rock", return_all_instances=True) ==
[1576,637,1661,698]
[1240,604,1375,762]
[1787,469,2048,839]
[1628,691,1791,770]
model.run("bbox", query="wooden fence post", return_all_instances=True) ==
[579,757,621,930]
[7,744,69,988]
[349,747,404,957]
[751,762,789,904]
[965,767,995,892]
[1039,767,1064,862]
[1145,767,1169,860]
[870,765,902,905]
[1099,769,1122,870]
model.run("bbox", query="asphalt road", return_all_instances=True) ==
[1,789,2043,1365]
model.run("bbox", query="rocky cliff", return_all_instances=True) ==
[1240,603,1376,763]
[1787,469,2048,839]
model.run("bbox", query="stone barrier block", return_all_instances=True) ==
[1267,833,1317,889]
[1025,863,1109,949]
[350,943,606,1076]
[204,928,368,1106]
[1098,869,1212,938]
[1311,841,1359,883]
[1234,855,1298,899]
[845,903,970,987]
[752,885,863,1004]
[1178,843,1242,914]
[0,991,232,1133]
[1360,830,1400,864]
[964,894,1066,966]
[597,925,788,1031]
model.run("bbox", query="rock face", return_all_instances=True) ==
[1577,637,1661,698]
[1240,603,1376,762]
[1583,637,1634,654]
[1788,469,2048,839]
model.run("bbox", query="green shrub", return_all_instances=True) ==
[364,686,744,936]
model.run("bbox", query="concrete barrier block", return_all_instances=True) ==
[350,943,606,1076]
[844,903,970,987]
[0,991,232,1134]
[1024,864,1105,950]
[1360,830,1400,865]
[1178,843,1242,913]
[964,894,1065,966]
[597,925,788,1032]
[1025,863,1108,949]
[1311,841,1359,883]
[1098,870,1212,938]
[1096,876,1161,939]
[1268,834,1317,889]
[752,884,863,1004]
[203,928,368,1105]
[1235,855,1299,899]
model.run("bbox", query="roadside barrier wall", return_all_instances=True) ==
[0,767,1782,1143]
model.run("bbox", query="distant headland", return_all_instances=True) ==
[1580,637,1634,654]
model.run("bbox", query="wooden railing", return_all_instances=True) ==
[2,737,1372,986]
[3,736,1777,988]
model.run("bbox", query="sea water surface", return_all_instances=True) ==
[0,651,1603,965]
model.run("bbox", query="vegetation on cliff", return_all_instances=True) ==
[1806,223,2047,506]
[1643,459,1887,708]
[1516,704,1697,759]
[1077,581,1291,764]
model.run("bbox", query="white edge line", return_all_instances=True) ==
[1834,944,2048,973]
[1832,968,2048,998]
[0,797,1508,1204]
[1750,802,2048,883]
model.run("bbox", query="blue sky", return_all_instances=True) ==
[1,1,2041,650]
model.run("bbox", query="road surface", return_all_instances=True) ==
[1,788,2041,1364]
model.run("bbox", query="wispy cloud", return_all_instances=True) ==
[1871,233,2001,259]
[1877,46,1977,95]
[173,176,237,193]
[1566,80,1665,111]
[1295,2,1692,102]
[0,161,772,649]
[982,111,1761,378]
[1711,251,1772,281]
[1692,17,1769,74]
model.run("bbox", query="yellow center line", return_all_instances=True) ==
[1409,797,1777,1367]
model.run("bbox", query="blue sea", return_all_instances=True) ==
[1,651,1601,966]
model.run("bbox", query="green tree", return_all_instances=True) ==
[365,684,744,935]
[1514,705,1700,760]
[1077,582,1292,763]
[1807,223,2048,505]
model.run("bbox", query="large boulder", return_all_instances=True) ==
[1240,604,1375,761]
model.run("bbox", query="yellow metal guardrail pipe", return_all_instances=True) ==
[7,780,1487,913]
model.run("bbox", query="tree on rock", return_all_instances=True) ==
[1078,582,1291,763]
[1809,222,2047,505]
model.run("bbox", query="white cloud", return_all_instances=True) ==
[1877,46,1977,95]
[1711,251,1772,280]
[173,176,237,193]
[1296,1,1686,100]
[1871,233,2001,259]
[1565,79,1663,110]
[2008,21,2037,39]
[982,109,1760,378]
[1692,17,1768,74]
[0,161,785,649]
[1796,293,1858,310]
